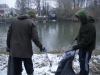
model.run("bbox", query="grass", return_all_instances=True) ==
[92,49,100,55]
[0,50,9,54]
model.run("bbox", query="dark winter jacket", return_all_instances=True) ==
[7,14,42,58]
[75,9,96,51]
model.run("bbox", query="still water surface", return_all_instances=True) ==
[0,21,100,53]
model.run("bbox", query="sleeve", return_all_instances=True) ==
[31,22,42,49]
[77,24,95,48]
[7,24,12,48]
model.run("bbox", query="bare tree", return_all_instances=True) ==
[34,0,51,16]
[15,0,35,14]
[85,0,100,21]
[73,0,76,9]
[34,0,41,16]
[26,0,34,9]
[43,0,49,16]
[73,0,86,8]
[15,0,26,14]
[55,0,73,20]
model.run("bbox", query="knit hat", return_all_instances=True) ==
[27,10,36,18]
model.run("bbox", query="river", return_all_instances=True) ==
[0,21,100,53]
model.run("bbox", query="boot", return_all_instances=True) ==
[28,73,34,75]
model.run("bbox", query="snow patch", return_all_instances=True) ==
[0,53,100,75]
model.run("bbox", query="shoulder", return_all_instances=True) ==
[10,19,17,26]
[86,23,95,28]
[27,19,36,26]
[85,23,95,31]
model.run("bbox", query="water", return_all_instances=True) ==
[0,21,100,53]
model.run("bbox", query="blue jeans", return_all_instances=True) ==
[79,50,92,75]
[13,57,34,74]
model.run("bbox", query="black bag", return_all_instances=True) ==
[7,56,14,75]
[55,50,76,75]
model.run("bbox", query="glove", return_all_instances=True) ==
[40,45,47,52]
[72,45,79,50]
[42,47,47,52]
[6,47,10,52]
[75,36,78,40]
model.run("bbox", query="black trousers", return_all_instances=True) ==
[79,50,92,75]
[13,57,34,74]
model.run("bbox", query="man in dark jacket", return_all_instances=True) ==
[72,9,96,75]
[7,10,46,75]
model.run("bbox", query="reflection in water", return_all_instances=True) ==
[35,21,80,52]
[0,24,10,49]
[0,21,100,53]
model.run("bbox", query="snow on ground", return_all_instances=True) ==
[0,53,60,75]
[0,53,100,75]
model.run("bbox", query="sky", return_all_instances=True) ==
[0,0,56,8]
[0,0,16,8]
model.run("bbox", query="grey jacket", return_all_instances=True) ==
[7,14,42,58]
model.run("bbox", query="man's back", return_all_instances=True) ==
[7,14,42,58]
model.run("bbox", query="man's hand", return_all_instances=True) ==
[72,45,79,50]
[40,46,47,52]
[6,47,10,52]
[42,47,47,52]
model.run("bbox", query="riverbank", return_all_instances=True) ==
[0,50,100,75]
[0,17,81,24]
